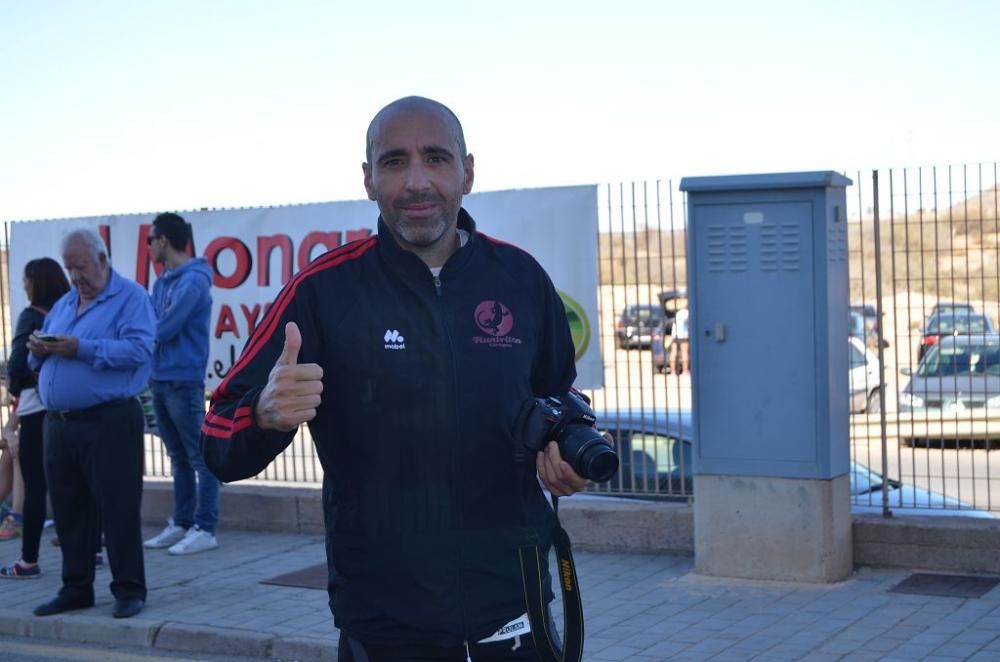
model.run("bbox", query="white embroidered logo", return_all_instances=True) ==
[383,329,406,350]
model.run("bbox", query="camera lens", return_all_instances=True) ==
[580,445,620,483]
[559,426,620,482]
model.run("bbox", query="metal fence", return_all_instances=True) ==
[2,163,999,516]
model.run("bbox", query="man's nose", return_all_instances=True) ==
[404,163,431,191]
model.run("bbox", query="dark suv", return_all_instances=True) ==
[615,304,664,349]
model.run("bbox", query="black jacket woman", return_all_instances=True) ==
[1,257,69,578]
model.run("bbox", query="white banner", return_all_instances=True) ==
[8,186,602,389]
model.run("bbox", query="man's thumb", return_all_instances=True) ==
[277,321,301,366]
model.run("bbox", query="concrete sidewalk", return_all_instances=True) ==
[2,527,1000,661]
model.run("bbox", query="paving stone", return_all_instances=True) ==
[5,526,1000,660]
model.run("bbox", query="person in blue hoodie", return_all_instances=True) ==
[143,212,219,556]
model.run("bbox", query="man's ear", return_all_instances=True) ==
[463,154,475,194]
[362,162,376,201]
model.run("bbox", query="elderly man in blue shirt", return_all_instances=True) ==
[28,227,155,620]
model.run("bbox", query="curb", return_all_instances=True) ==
[0,609,340,660]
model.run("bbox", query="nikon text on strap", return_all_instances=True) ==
[518,494,584,662]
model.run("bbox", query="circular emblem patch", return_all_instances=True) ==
[474,300,513,337]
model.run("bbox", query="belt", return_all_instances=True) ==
[49,397,133,422]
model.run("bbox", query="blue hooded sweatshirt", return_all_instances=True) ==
[151,257,214,383]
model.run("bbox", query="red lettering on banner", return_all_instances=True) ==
[205,237,252,289]
[214,305,240,338]
[257,234,293,286]
[240,304,263,334]
[134,223,196,288]
[133,227,372,289]
[297,230,342,270]
[135,225,166,288]
[213,302,273,340]
[99,225,112,259]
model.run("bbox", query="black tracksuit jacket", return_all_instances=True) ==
[201,209,577,647]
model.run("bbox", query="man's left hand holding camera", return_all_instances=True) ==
[537,440,599,497]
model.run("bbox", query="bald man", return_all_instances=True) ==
[203,97,588,661]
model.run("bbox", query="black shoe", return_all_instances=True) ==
[34,595,94,617]
[112,597,145,619]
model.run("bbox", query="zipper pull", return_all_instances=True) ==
[434,275,443,296]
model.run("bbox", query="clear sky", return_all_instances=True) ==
[2,0,998,221]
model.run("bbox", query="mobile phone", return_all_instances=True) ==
[37,334,59,342]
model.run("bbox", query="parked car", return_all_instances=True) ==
[850,303,877,339]
[596,408,693,495]
[849,336,882,414]
[930,301,976,318]
[595,408,990,515]
[900,334,1000,413]
[916,312,995,362]
[849,461,995,518]
[615,304,664,349]
[657,288,688,335]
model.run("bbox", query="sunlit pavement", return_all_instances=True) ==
[3,526,1000,659]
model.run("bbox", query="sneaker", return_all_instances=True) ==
[168,527,218,556]
[0,515,22,540]
[0,560,40,579]
[144,520,188,549]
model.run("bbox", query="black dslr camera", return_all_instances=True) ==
[516,391,619,482]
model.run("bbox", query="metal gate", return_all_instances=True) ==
[2,164,999,516]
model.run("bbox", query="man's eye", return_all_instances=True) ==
[427,155,447,164]
[382,158,404,168]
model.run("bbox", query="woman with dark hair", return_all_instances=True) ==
[1,257,70,578]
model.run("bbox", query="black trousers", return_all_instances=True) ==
[17,411,46,564]
[44,398,146,602]
[338,611,562,661]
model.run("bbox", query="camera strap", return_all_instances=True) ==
[518,495,584,662]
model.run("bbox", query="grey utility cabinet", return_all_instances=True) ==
[679,171,854,583]
[681,171,853,480]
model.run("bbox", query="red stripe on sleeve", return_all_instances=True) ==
[215,237,376,399]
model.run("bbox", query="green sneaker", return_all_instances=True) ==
[0,515,22,540]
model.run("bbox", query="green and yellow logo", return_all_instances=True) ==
[557,290,591,361]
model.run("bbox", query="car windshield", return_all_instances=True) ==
[628,306,661,321]
[934,303,974,315]
[918,344,1000,377]
[926,315,988,335]
[849,312,866,337]
[851,304,877,318]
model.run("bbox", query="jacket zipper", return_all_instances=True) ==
[433,271,471,646]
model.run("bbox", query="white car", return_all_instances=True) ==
[849,336,882,414]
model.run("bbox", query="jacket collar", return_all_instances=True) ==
[376,208,478,279]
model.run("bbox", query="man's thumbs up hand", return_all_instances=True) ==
[255,322,324,431]
[276,319,303,366]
